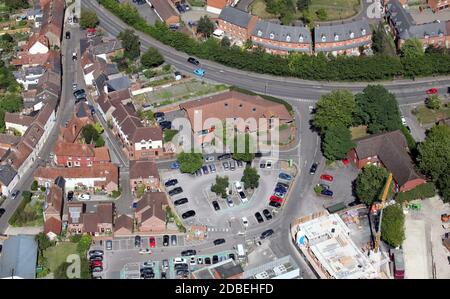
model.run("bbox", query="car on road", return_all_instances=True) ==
[78,193,90,200]
[230,160,236,170]
[139,248,152,254]
[193,68,205,77]
[135,235,141,248]
[187,57,200,65]
[278,172,292,181]
[181,249,197,256]
[401,116,407,126]
[72,52,77,60]
[209,164,216,173]
[11,191,19,199]
[65,31,70,39]
[165,179,178,187]
[132,202,138,209]
[171,235,177,246]
[242,216,249,227]
[269,195,283,203]
[320,189,333,197]
[149,236,156,248]
[212,200,220,211]
[266,160,272,169]
[154,112,164,118]
[0,208,5,218]
[170,161,180,169]
[238,191,248,203]
[181,210,196,219]
[174,198,188,206]
[309,162,318,175]
[260,229,274,239]
[163,235,169,246]
[106,240,112,250]
[218,153,231,160]
[320,174,334,182]
[234,181,243,192]
[205,156,215,162]
[269,201,281,208]
[226,197,234,207]
[89,250,104,256]
[222,161,230,171]
[426,88,438,95]
[308,105,315,113]
[168,187,183,196]
[255,212,264,223]
[72,83,78,90]
[213,238,226,246]
[202,165,209,175]
[263,209,272,220]
[73,89,85,99]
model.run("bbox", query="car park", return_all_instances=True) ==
[181,249,197,256]
[212,201,220,211]
[320,174,334,182]
[171,235,177,246]
[135,235,141,247]
[168,187,183,196]
[309,162,318,175]
[182,210,196,219]
[222,161,230,171]
[269,201,281,208]
[202,165,209,175]
[238,191,248,203]
[260,229,274,239]
[187,57,200,65]
[218,153,231,160]
[263,209,272,220]
[106,240,112,250]
[213,238,226,245]
[163,235,169,246]
[269,195,283,203]
[278,172,292,181]
[174,198,188,206]
[149,236,156,248]
[165,179,178,187]
[194,68,205,77]
[255,212,264,223]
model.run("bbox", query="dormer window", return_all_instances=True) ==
[321,34,326,42]
[424,32,430,38]
[438,30,443,37]
[299,35,304,42]
[257,30,262,37]
[269,32,275,40]
[286,34,291,42]
[334,34,339,41]
[361,28,366,35]
[349,31,354,39]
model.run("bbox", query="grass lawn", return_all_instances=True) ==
[187,0,205,7]
[412,105,450,125]
[164,129,179,142]
[351,125,368,140]
[44,242,78,273]
[250,0,361,22]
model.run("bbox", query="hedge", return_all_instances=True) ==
[8,191,32,225]
[400,125,417,153]
[395,182,436,203]
[98,0,450,81]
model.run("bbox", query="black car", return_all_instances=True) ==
[255,212,264,223]
[255,152,263,158]
[348,200,361,207]
[213,238,226,246]
[174,263,189,270]
[228,253,235,260]
[202,165,209,175]
[168,187,183,196]
[11,191,19,199]
[309,162,318,175]
[181,210,196,219]
[159,121,172,130]
[67,191,74,201]
[161,272,167,279]
[163,235,169,246]
[262,209,272,220]
[204,257,211,264]
[260,229,274,239]
[88,249,104,256]
[0,208,5,218]
[212,201,220,211]
[65,31,70,39]
[181,249,197,256]
[154,112,165,118]
[174,198,188,206]
[73,89,85,98]
[259,162,266,168]
[176,269,189,277]
[269,201,281,208]
[89,255,103,261]
[164,179,178,187]
[187,57,200,65]
[212,255,219,264]
[217,153,231,160]
[134,235,141,247]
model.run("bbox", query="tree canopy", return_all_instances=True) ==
[211,175,229,198]
[400,38,424,59]
[80,9,99,29]
[381,204,405,247]
[425,94,441,110]
[4,0,29,11]
[313,89,356,132]
[81,124,100,144]
[322,124,354,161]
[232,134,255,162]
[177,152,203,174]
[118,29,140,61]
[141,47,164,68]
[241,166,260,189]
[197,16,215,38]
[355,164,389,206]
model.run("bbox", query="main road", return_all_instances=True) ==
[83,0,450,104]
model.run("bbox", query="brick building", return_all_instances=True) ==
[217,7,258,44]
[67,202,114,237]
[129,160,161,195]
[428,0,449,12]
[135,192,168,232]
[148,0,180,25]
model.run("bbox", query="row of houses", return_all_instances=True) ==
[0,0,65,196]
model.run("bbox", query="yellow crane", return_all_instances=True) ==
[374,173,393,253]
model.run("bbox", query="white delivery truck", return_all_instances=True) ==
[236,244,246,261]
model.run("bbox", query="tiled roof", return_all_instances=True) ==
[219,6,252,29]
[45,184,63,216]
[149,0,179,22]
[0,235,38,279]
[44,217,62,234]
[92,39,123,55]
[136,192,168,223]
[5,113,35,127]
[314,19,370,44]
[97,203,114,224]
[0,134,21,146]
[114,214,133,232]
[252,20,312,44]
[53,142,95,157]
[130,160,160,180]
[131,127,163,143]
[94,147,111,162]
[0,164,18,186]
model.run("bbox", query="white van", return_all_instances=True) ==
[236,244,246,260]
[173,257,187,264]
[234,181,243,192]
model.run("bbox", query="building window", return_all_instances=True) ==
[239,104,243,107]
[252,108,256,112]
[269,32,274,39]
[349,31,354,39]
[334,34,339,41]
[361,28,366,35]
[286,34,291,42]
[257,30,262,37]
[321,35,326,42]
[224,103,228,107]
[74,161,80,166]
[299,35,304,42]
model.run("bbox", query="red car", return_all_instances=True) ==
[90,260,103,267]
[426,88,438,95]
[270,195,283,203]
[342,158,350,166]
[320,174,334,182]
[149,236,156,248]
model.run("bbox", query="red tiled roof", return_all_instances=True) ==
[5,113,35,127]
[130,160,160,180]
[44,217,62,234]
[94,147,110,162]
[114,214,133,232]
[23,33,49,53]
[136,192,168,222]
[53,142,95,157]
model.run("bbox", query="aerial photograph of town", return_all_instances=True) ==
[0,0,449,286]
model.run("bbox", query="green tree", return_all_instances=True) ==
[80,9,99,29]
[313,90,356,132]
[301,10,314,26]
[4,0,29,11]
[355,165,389,206]
[400,38,424,59]
[197,16,215,38]
[118,29,140,61]
[354,85,402,134]
[381,204,405,247]
[31,180,38,191]
[436,173,450,203]
[177,152,203,174]
[141,47,164,68]
[322,124,354,161]
[241,166,260,189]
[297,0,311,11]
[280,11,295,25]
[232,134,254,162]
[93,122,104,134]
[95,136,105,147]
[35,233,54,256]
[425,94,441,110]
[76,234,92,254]
[315,8,328,21]
[81,124,99,144]
[211,175,229,198]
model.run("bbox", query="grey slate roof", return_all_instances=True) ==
[0,235,38,279]
[106,76,131,93]
[92,39,123,56]
[0,164,18,186]
[386,0,447,39]
[315,19,370,45]
[218,6,252,29]
[252,20,312,51]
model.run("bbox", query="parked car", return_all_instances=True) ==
[156,115,166,123]
[426,88,438,95]
[197,257,203,264]
[181,210,196,219]
[78,193,90,200]
[255,212,264,223]
[154,112,164,118]
[309,162,318,175]
[276,182,289,189]
[174,198,188,206]
[255,152,263,158]
[218,153,231,160]
[170,161,180,169]
[238,191,248,203]
[274,191,286,198]
[0,208,6,218]
[212,255,219,264]
[222,161,230,171]
[263,209,272,220]
[174,263,188,270]
[259,161,266,168]
[269,195,283,203]
[234,181,243,192]
[278,172,292,181]
[274,185,287,194]
[163,235,169,246]
[205,156,215,162]
[135,235,141,247]
[168,187,183,196]
[320,189,333,197]
[242,216,249,227]
[132,202,138,209]
[164,179,178,187]
[89,250,104,256]
[318,183,330,190]
[269,201,281,208]
[89,255,103,261]
[91,266,103,272]
[106,240,112,250]
[226,197,234,207]
[187,57,200,65]
[204,257,211,264]
[149,236,156,248]
[171,235,177,246]
[11,191,19,199]
[320,174,334,182]
[230,160,236,170]
[65,31,70,39]
[195,169,202,176]
[236,160,244,168]
[209,164,216,173]
[260,229,274,239]
[181,249,197,256]
[213,238,226,245]
[159,121,172,130]
[176,269,189,277]
[67,191,74,201]
[229,253,236,260]
[202,165,209,175]
[90,260,103,268]
[73,89,85,99]
[266,160,272,169]
[162,259,169,269]
[193,68,205,77]
[190,257,196,265]
[212,200,220,211]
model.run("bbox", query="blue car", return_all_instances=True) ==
[278,172,292,181]
[194,68,205,77]
[132,202,138,209]
[170,161,180,169]
[274,186,287,194]
[321,189,333,197]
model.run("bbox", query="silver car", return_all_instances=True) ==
[222,161,230,171]
[230,161,236,171]
[171,235,177,246]
[209,164,216,173]
[106,240,112,250]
